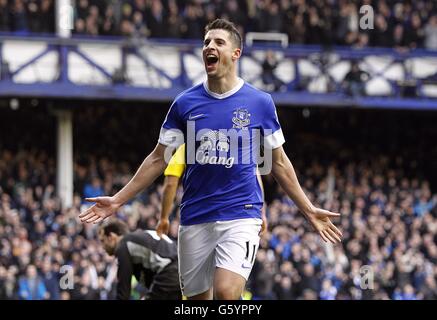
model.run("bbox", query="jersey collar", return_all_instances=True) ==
[203,77,244,99]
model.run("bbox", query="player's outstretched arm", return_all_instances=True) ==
[270,146,343,244]
[79,143,169,224]
[156,175,179,237]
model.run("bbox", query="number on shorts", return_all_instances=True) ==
[245,241,257,264]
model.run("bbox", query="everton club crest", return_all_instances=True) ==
[232,108,251,130]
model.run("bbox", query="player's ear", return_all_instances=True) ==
[232,47,241,60]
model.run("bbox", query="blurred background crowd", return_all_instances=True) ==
[1,0,437,49]
[1,104,436,300]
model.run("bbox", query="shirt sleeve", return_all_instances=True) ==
[260,94,285,149]
[158,99,185,148]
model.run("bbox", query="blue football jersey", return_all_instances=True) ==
[159,78,285,225]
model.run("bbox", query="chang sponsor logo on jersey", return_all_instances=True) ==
[195,130,235,168]
[183,120,274,172]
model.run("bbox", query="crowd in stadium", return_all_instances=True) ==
[1,106,436,300]
[0,0,437,49]
[1,0,437,306]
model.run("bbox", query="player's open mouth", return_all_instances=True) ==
[206,54,219,69]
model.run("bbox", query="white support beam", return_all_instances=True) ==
[56,0,73,38]
[324,166,336,264]
[56,109,73,208]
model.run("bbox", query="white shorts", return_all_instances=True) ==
[177,218,262,297]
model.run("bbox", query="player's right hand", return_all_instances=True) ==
[156,218,170,238]
[260,206,268,236]
[79,196,120,224]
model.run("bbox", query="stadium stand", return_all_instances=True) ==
[1,0,437,50]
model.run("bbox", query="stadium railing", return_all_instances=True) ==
[1,33,437,109]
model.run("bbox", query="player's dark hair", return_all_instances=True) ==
[101,219,129,236]
[205,19,243,50]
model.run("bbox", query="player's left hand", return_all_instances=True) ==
[306,208,342,244]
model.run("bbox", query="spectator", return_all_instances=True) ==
[10,0,28,33]
[165,0,183,38]
[414,194,436,217]
[395,284,418,300]
[319,278,337,300]
[100,5,117,36]
[342,61,369,97]
[298,263,320,293]
[18,265,48,300]
[262,2,283,33]
[0,266,10,299]
[74,18,86,35]
[26,1,40,32]
[0,0,9,32]
[70,271,100,300]
[404,13,425,49]
[40,258,60,300]
[299,288,318,300]
[306,7,324,45]
[147,0,166,38]
[354,33,370,49]
[119,18,134,37]
[252,249,276,299]
[222,0,245,31]
[261,50,285,92]
[425,15,437,50]
[132,11,149,38]
[83,177,104,202]
[76,0,90,21]
[85,5,100,36]
[0,266,17,299]
[371,14,390,47]
[39,0,55,33]
[287,13,306,44]
[336,3,358,46]
[182,3,203,39]
[274,275,294,300]
[420,275,437,300]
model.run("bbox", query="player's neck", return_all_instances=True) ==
[207,75,240,95]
